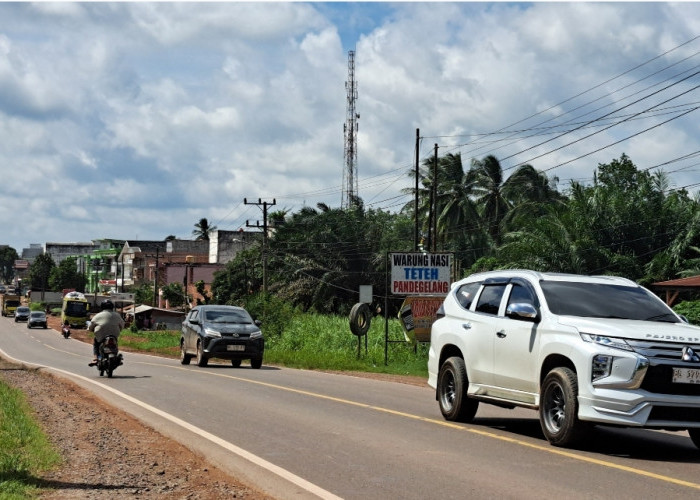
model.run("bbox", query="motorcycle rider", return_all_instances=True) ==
[88,300,124,366]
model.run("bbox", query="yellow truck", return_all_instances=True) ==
[1,294,21,317]
[61,291,89,328]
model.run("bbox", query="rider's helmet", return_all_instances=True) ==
[100,300,114,311]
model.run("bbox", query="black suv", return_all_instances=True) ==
[14,306,30,322]
[180,305,264,368]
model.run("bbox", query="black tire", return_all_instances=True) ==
[230,359,242,368]
[250,358,263,369]
[99,369,104,377]
[196,341,208,367]
[107,369,113,378]
[437,356,478,422]
[689,429,700,450]
[540,367,589,447]
[180,341,192,365]
[349,303,372,337]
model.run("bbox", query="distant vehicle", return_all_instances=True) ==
[27,311,48,329]
[1,294,21,317]
[0,285,6,294]
[62,291,89,328]
[14,306,31,322]
[180,305,264,368]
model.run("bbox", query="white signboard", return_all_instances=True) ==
[390,252,452,296]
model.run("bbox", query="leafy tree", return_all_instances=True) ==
[192,218,217,241]
[160,282,185,308]
[0,246,19,284]
[133,283,154,305]
[49,257,86,292]
[195,280,211,305]
[29,254,55,291]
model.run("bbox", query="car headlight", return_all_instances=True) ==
[580,333,633,351]
[203,328,222,338]
[249,330,263,340]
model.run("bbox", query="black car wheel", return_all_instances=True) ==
[437,356,478,422]
[196,341,208,367]
[250,358,263,369]
[539,367,589,447]
[180,340,192,365]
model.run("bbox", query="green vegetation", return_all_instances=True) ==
[0,379,61,498]
[674,300,700,325]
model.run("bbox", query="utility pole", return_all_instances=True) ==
[433,143,438,252]
[244,198,276,295]
[144,248,160,307]
[414,128,420,251]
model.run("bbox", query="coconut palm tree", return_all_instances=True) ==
[192,218,217,241]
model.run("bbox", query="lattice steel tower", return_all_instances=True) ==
[342,50,359,209]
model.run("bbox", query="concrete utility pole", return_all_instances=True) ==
[342,49,359,209]
[144,247,160,307]
[244,198,276,295]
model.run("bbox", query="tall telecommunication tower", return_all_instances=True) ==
[342,50,359,209]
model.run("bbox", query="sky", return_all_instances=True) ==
[2,2,700,254]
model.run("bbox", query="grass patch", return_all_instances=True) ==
[0,378,61,498]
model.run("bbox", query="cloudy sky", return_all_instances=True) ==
[2,2,700,254]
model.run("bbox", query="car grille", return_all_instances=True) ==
[627,339,700,396]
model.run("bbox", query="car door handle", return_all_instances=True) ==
[496,330,507,338]
[462,323,472,330]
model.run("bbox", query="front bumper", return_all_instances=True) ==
[203,336,265,360]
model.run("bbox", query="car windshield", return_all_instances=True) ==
[17,307,30,313]
[540,281,679,322]
[204,310,253,324]
[30,312,45,318]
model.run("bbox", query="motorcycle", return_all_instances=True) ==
[62,324,71,339]
[96,336,123,378]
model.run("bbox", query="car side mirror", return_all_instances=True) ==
[254,319,262,326]
[506,302,539,323]
[190,318,199,325]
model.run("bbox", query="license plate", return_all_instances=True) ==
[227,344,245,351]
[672,367,700,384]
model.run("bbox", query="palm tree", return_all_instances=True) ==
[192,218,217,241]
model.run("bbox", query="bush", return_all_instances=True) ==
[673,300,700,325]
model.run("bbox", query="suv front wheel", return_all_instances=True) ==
[540,367,589,447]
[437,356,479,422]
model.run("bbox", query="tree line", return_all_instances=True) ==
[213,153,700,315]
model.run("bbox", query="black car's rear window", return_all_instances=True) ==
[540,281,678,322]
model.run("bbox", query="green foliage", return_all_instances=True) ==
[195,280,211,305]
[239,292,298,338]
[673,301,700,325]
[264,312,428,376]
[160,282,185,308]
[133,283,154,306]
[49,256,86,292]
[0,379,61,497]
[0,246,19,284]
[28,253,55,291]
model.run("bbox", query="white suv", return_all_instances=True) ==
[428,270,700,448]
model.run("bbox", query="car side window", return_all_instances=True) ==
[189,310,199,322]
[475,285,506,315]
[455,282,481,310]
[507,283,536,308]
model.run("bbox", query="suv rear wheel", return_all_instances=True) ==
[180,340,192,365]
[540,367,589,447]
[437,357,478,422]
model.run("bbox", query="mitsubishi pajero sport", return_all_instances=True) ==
[428,270,700,448]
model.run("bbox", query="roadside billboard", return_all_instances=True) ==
[390,252,452,296]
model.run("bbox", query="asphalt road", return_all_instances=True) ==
[1,318,699,499]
